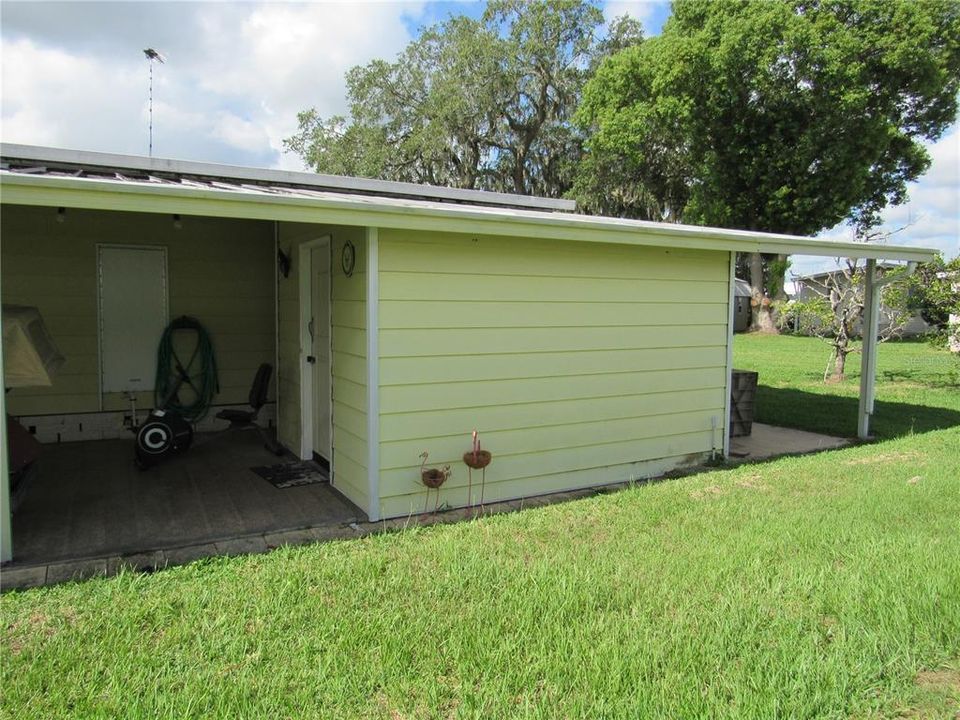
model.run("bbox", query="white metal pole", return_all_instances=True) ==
[148,60,154,157]
[365,227,381,521]
[858,259,879,439]
[0,282,12,562]
[723,251,736,457]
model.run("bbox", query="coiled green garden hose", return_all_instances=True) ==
[153,316,219,423]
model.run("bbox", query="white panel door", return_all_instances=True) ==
[98,245,168,394]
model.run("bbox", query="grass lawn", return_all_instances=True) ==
[2,337,959,718]
[734,334,960,439]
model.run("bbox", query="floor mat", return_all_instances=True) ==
[250,461,329,489]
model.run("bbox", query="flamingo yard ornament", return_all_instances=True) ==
[462,429,492,513]
[419,451,450,513]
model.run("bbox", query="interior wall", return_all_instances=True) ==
[375,228,731,518]
[1,205,276,424]
[276,222,369,515]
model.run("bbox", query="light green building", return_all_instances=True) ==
[0,145,936,563]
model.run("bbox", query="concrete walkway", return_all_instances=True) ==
[730,422,850,460]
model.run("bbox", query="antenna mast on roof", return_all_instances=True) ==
[143,48,166,157]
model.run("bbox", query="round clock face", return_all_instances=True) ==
[341,240,356,277]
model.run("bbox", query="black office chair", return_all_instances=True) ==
[216,363,284,455]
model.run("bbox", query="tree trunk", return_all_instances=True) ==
[826,334,850,382]
[749,252,778,333]
[949,278,960,353]
[773,254,789,304]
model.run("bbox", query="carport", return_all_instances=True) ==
[0,144,937,574]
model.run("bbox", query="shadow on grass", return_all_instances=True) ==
[753,386,960,440]
[878,367,960,388]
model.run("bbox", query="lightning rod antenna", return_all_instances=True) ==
[143,48,165,156]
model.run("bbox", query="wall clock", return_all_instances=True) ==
[341,239,356,277]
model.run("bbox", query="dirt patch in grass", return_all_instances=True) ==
[3,610,55,657]
[689,485,724,500]
[843,451,924,467]
[690,475,770,499]
[893,666,960,718]
[735,476,771,491]
[915,668,960,693]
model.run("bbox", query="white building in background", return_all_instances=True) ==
[792,266,933,338]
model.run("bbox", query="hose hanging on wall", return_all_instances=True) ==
[153,315,219,423]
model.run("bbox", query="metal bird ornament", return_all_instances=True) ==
[143,48,166,63]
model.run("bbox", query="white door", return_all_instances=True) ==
[310,244,331,461]
[98,245,168,395]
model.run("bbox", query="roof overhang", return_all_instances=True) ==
[0,167,939,263]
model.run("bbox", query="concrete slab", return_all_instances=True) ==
[0,565,47,591]
[309,525,356,542]
[110,550,166,574]
[263,528,321,549]
[45,558,108,585]
[11,433,361,565]
[164,543,219,568]
[515,495,554,510]
[377,517,416,533]
[214,535,269,557]
[730,423,849,460]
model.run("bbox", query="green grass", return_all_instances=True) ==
[734,334,960,438]
[3,337,959,719]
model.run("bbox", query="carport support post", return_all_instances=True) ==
[365,227,381,522]
[0,326,12,563]
[858,259,880,440]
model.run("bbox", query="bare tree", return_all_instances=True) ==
[785,229,915,382]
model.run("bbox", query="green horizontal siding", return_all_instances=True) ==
[380,273,726,304]
[1,206,275,417]
[381,367,726,414]
[376,229,730,516]
[380,387,725,442]
[331,228,369,514]
[381,347,725,386]
[380,300,727,329]
[275,222,369,516]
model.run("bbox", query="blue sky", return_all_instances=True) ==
[1,0,954,274]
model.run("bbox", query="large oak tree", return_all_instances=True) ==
[577,0,960,332]
[286,1,642,198]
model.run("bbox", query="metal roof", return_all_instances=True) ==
[0,144,939,263]
[0,143,575,213]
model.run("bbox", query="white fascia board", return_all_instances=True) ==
[0,172,939,263]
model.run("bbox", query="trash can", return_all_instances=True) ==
[729,369,758,437]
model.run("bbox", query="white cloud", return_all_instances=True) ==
[1,38,143,150]
[603,1,664,27]
[923,127,960,188]
[1,2,426,168]
[212,111,272,153]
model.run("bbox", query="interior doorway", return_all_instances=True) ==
[298,236,332,465]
